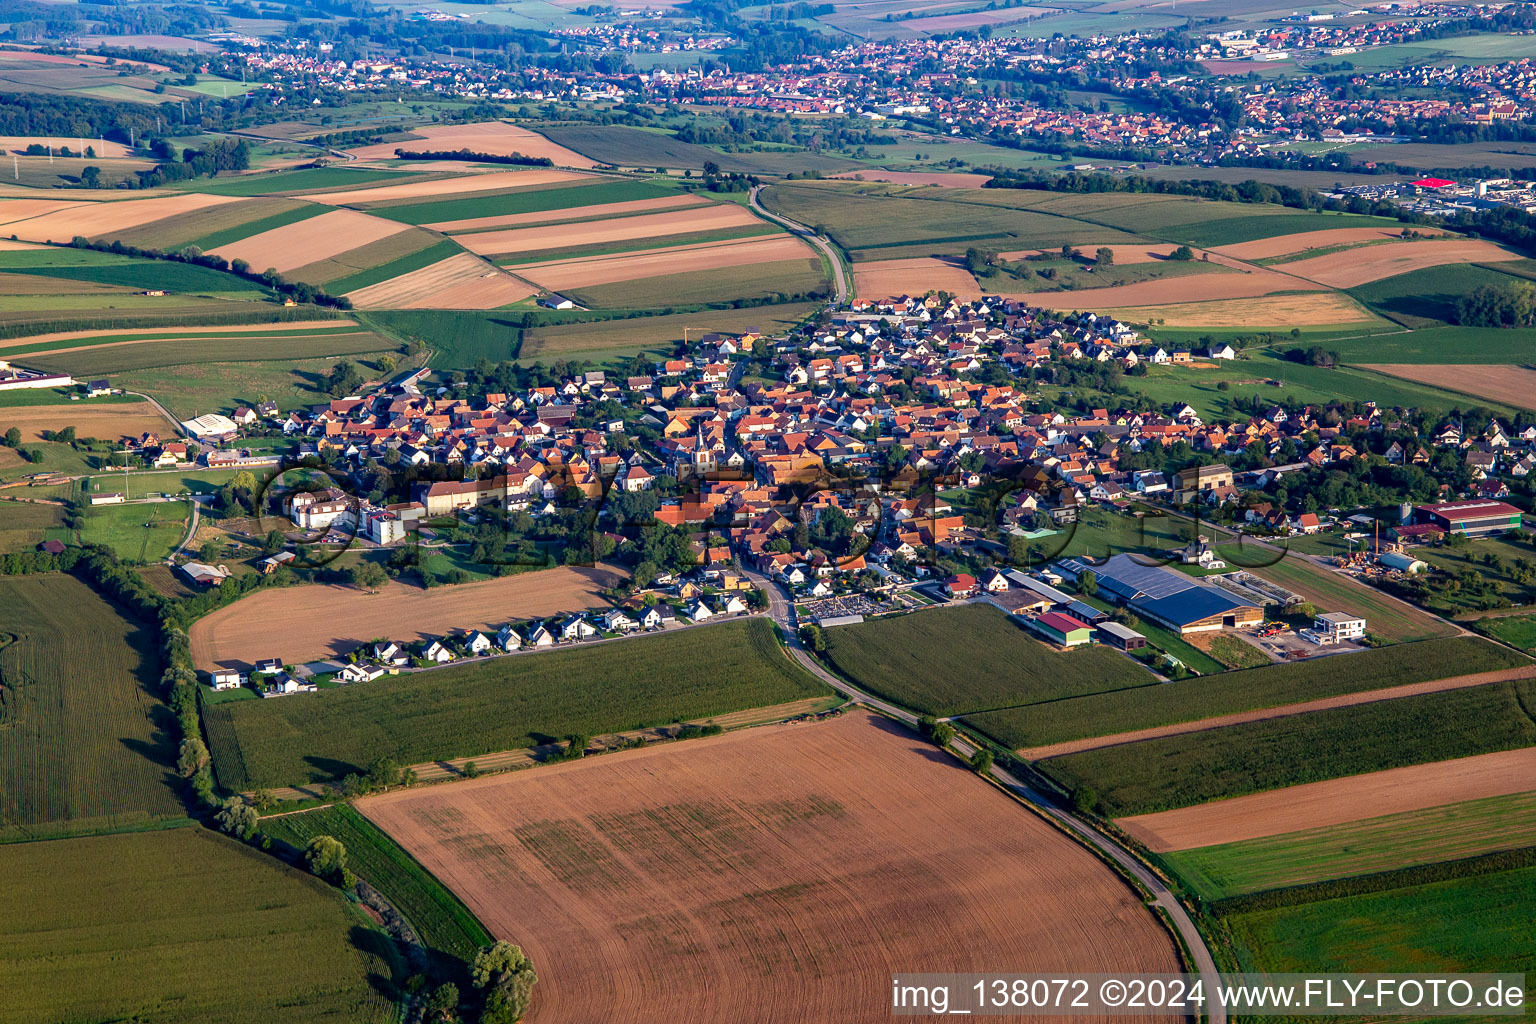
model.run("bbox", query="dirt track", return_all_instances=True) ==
[360,711,1180,1024]
[1363,363,1536,410]
[1118,746,1536,851]
[0,400,176,442]
[1019,665,1536,761]
[853,256,982,299]
[189,564,625,670]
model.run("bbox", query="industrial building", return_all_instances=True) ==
[1306,611,1366,644]
[1057,553,1263,634]
[1028,611,1094,647]
[1407,500,1523,539]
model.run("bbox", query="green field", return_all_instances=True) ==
[1224,865,1535,1009]
[564,257,830,310]
[372,178,679,225]
[518,302,817,362]
[1040,676,1536,815]
[362,309,523,367]
[113,352,397,419]
[0,500,64,552]
[0,574,184,841]
[496,223,780,264]
[326,238,464,295]
[21,327,397,376]
[0,250,267,294]
[177,166,417,196]
[1479,614,1536,652]
[0,827,398,1024]
[820,603,1151,717]
[1164,790,1536,900]
[537,123,861,174]
[1348,262,1527,328]
[261,803,491,975]
[968,635,1526,751]
[203,618,831,790]
[77,498,189,563]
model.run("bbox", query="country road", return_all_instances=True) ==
[749,184,851,303]
[742,567,1226,1023]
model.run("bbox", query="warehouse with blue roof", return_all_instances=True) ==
[1056,553,1263,634]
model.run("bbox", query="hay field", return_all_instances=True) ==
[1024,265,1320,308]
[1280,239,1522,287]
[853,256,981,298]
[427,192,707,232]
[346,121,598,167]
[310,168,589,207]
[360,712,1180,1024]
[1212,227,1446,260]
[1108,292,1377,327]
[189,564,624,670]
[1361,363,1536,409]
[829,170,993,187]
[0,399,175,442]
[345,252,535,308]
[1119,746,1536,853]
[208,208,411,273]
[458,204,763,256]
[516,234,811,291]
[3,193,246,243]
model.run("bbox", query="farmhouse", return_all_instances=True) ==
[1057,554,1262,634]
[180,561,232,587]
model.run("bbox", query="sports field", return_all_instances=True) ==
[202,618,831,790]
[0,574,183,841]
[0,827,397,1024]
[360,711,1181,1023]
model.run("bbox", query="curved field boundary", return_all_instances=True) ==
[1279,238,1522,288]
[344,122,598,167]
[1119,747,1536,852]
[1017,665,1536,761]
[359,711,1181,1023]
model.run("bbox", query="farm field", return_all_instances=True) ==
[113,352,398,420]
[0,828,397,1024]
[344,120,599,166]
[457,203,765,257]
[565,257,830,309]
[1279,238,1521,288]
[260,803,491,973]
[1119,746,1536,852]
[1108,293,1377,327]
[175,165,418,197]
[1479,614,1536,652]
[426,191,707,232]
[1025,266,1322,309]
[1211,226,1446,260]
[361,178,656,227]
[202,617,831,790]
[0,398,174,442]
[208,208,412,273]
[965,634,1525,751]
[77,498,189,563]
[534,122,863,174]
[853,256,982,299]
[820,603,1152,717]
[0,574,183,841]
[0,500,64,552]
[18,324,395,377]
[1159,788,1536,899]
[515,234,812,292]
[1038,676,1536,816]
[315,236,462,294]
[346,252,535,308]
[311,168,589,207]
[361,309,522,366]
[1248,552,1457,643]
[0,248,268,294]
[0,193,247,245]
[1223,866,1535,1010]
[359,711,1181,1024]
[518,303,817,361]
[1362,363,1536,410]
[191,564,623,670]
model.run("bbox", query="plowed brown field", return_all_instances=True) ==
[1280,239,1521,287]
[345,122,598,167]
[360,711,1180,1024]
[189,564,624,670]
[1024,265,1321,309]
[1362,363,1536,410]
[1107,292,1376,327]
[345,252,535,308]
[458,204,762,256]
[2,193,245,243]
[1212,227,1448,260]
[310,168,589,207]
[1118,747,1536,852]
[853,256,981,299]
[0,400,175,442]
[429,192,709,233]
[208,208,411,272]
[516,234,809,290]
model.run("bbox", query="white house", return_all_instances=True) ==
[684,599,713,622]
[601,608,638,632]
[209,669,244,691]
[639,606,664,630]
[464,631,493,655]
[526,624,555,647]
[716,594,748,615]
[1206,344,1237,360]
[337,662,385,683]
[558,615,597,641]
[496,624,522,651]
[421,639,454,663]
[374,642,408,666]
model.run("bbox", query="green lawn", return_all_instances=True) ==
[1039,676,1536,815]
[77,499,188,563]
[1479,614,1536,652]
[362,309,523,368]
[0,827,398,1024]
[1163,790,1536,900]
[966,635,1528,751]
[203,618,830,790]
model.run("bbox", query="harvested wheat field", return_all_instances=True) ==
[189,564,624,670]
[1212,227,1448,261]
[0,198,88,227]
[853,256,981,299]
[1028,266,1321,310]
[360,711,1180,1024]
[516,235,809,291]
[1362,363,1536,409]
[1108,292,1377,327]
[1281,239,1521,288]
[0,400,176,442]
[1119,747,1536,852]
[428,192,708,233]
[0,135,132,158]
[345,122,598,167]
[459,204,763,257]
[345,252,535,308]
[5,193,245,243]
[208,208,410,273]
[830,170,993,188]
[309,169,589,207]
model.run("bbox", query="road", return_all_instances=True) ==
[749,184,851,303]
[744,568,1226,1023]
